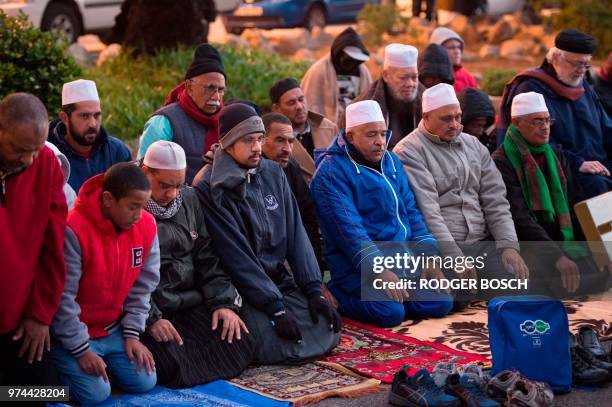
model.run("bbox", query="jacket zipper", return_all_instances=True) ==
[345,150,408,240]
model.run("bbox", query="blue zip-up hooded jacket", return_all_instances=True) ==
[310,129,437,295]
[48,119,132,193]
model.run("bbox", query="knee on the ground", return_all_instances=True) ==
[366,301,406,328]
[74,379,111,405]
[120,371,157,394]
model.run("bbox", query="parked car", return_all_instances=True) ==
[223,0,380,35]
[0,0,240,43]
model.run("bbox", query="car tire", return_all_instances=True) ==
[305,4,326,31]
[41,2,82,43]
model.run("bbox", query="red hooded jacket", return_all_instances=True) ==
[0,146,67,334]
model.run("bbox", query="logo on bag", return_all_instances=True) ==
[519,319,550,348]
[132,247,143,267]
[264,194,279,210]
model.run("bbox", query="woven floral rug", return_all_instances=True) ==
[321,319,490,383]
[388,296,612,359]
[230,362,383,406]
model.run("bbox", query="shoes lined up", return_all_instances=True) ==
[389,362,555,407]
[570,326,612,386]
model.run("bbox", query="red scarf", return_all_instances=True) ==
[164,83,222,154]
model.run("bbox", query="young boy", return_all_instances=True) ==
[51,162,160,405]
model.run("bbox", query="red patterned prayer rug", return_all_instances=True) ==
[322,319,491,383]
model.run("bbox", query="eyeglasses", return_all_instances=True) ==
[239,134,266,147]
[188,80,226,96]
[529,117,556,127]
[439,114,462,124]
[561,54,592,71]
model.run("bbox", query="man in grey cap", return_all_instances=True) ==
[140,141,254,388]
[498,29,612,198]
[195,103,340,365]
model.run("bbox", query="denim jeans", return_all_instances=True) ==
[51,328,156,405]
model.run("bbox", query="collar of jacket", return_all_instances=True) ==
[417,119,462,145]
[49,119,110,158]
[328,128,398,176]
[209,147,260,204]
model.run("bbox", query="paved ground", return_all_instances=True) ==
[311,382,612,406]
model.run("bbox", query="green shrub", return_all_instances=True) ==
[86,45,310,141]
[357,4,405,46]
[481,68,517,96]
[0,11,81,116]
[549,0,612,58]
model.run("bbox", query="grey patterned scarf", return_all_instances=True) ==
[145,190,183,220]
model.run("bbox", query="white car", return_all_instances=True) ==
[0,0,240,43]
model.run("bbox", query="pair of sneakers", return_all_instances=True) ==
[432,361,499,407]
[570,330,612,386]
[486,370,554,407]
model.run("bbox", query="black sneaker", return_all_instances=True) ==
[578,327,608,361]
[570,334,609,386]
[571,334,612,378]
[389,366,461,407]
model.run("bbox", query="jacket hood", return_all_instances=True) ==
[45,141,71,185]
[208,147,261,204]
[315,128,398,176]
[48,118,110,157]
[73,174,117,235]
[418,44,455,84]
[429,27,464,48]
[330,27,369,75]
[457,88,495,126]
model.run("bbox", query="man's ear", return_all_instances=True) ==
[381,69,389,83]
[345,130,354,143]
[271,103,279,112]
[59,110,69,125]
[101,190,114,208]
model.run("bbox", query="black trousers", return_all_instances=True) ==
[0,331,60,406]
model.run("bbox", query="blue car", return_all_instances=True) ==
[223,0,380,34]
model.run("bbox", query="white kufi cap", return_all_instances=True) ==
[422,83,459,113]
[143,141,187,170]
[346,100,385,129]
[511,92,548,117]
[384,43,418,69]
[61,79,99,105]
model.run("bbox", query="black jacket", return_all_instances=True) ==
[282,157,324,271]
[418,44,455,85]
[196,149,322,316]
[492,145,584,260]
[458,87,496,153]
[147,187,240,325]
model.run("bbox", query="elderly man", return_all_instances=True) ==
[301,27,372,124]
[311,100,454,328]
[48,79,132,193]
[0,93,67,387]
[458,88,496,153]
[340,44,424,150]
[269,78,337,182]
[492,92,606,296]
[430,27,479,93]
[140,141,255,387]
[139,44,226,184]
[498,29,612,199]
[394,84,529,298]
[195,103,340,365]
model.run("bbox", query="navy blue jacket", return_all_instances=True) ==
[496,69,612,172]
[48,119,132,193]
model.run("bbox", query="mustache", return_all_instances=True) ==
[249,153,261,159]
[207,100,221,106]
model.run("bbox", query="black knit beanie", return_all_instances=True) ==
[555,29,596,54]
[219,103,264,149]
[269,78,300,104]
[185,44,226,79]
